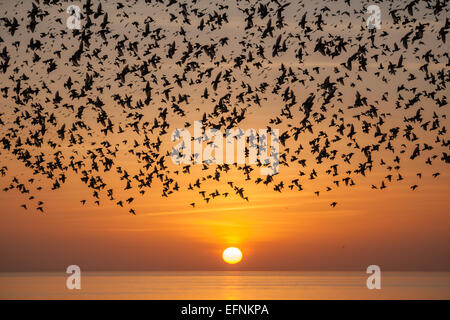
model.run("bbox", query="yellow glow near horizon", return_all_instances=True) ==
[222,247,243,264]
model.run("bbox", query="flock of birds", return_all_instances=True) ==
[0,0,448,215]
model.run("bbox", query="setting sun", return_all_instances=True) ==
[222,247,243,264]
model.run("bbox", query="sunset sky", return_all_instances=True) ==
[0,0,449,273]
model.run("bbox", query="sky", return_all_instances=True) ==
[0,0,449,272]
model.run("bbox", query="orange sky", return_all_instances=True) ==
[0,0,449,272]
[1,160,449,271]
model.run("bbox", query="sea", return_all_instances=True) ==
[1,271,449,299]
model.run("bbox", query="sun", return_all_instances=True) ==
[222,247,243,264]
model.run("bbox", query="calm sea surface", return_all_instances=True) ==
[1,271,449,299]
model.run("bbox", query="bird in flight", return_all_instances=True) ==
[0,0,448,215]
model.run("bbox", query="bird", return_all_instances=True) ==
[0,0,447,216]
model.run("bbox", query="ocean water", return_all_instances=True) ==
[1,271,449,299]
